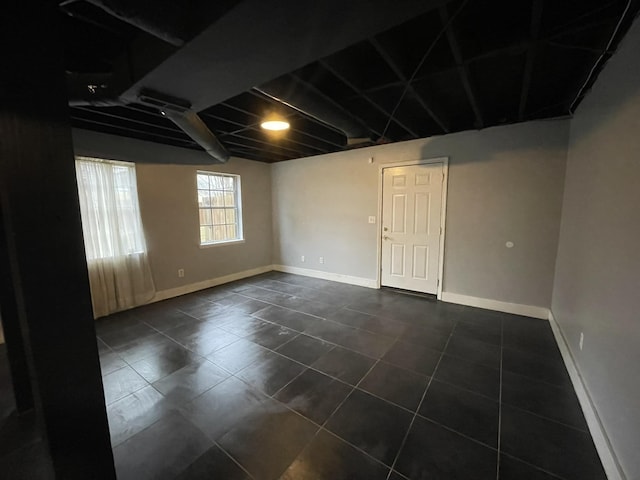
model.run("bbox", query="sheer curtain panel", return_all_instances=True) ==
[75,157,155,318]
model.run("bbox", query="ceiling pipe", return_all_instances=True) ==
[164,111,230,163]
[255,80,372,145]
[137,89,229,163]
[83,0,187,46]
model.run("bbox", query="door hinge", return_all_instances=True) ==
[437,278,440,286]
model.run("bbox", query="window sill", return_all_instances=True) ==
[199,239,245,249]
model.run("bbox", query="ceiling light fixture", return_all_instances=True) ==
[260,116,289,131]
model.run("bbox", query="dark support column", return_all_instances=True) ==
[0,206,34,414]
[0,1,116,479]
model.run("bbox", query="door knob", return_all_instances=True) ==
[383,227,388,231]
[383,235,390,240]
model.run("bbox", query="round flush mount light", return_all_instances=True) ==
[260,116,290,131]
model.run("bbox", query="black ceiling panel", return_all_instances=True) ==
[63,0,640,162]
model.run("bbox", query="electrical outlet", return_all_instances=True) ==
[178,268,185,278]
[579,332,584,351]
[301,255,305,262]
[368,216,376,224]
[319,256,324,264]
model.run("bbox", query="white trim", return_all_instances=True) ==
[376,157,449,299]
[151,264,274,302]
[440,291,549,319]
[548,311,625,480]
[273,264,377,289]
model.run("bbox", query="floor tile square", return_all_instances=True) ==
[244,322,297,350]
[206,338,271,373]
[99,351,127,376]
[395,416,497,480]
[103,365,148,405]
[336,327,395,358]
[152,359,229,404]
[502,370,588,430]
[99,322,158,349]
[398,325,450,351]
[325,389,413,466]
[275,369,352,424]
[434,354,500,399]
[419,380,499,447]
[311,346,376,385]
[359,361,429,411]
[138,309,198,332]
[217,399,318,480]
[444,333,501,369]
[282,429,389,479]
[499,454,561,480]
[129,344,201,383]
[181,376,270,441]
[179,328,241,356]
[113,411,212,480]
[276,334,334,365]
[106,385,174,447]
[382,340,441,376]
[237,351,306,395]
[500,404,606,480]
[328,308,407,338]
[502,347,572,388]
[253,305,319,332]
[454,320,502,346]
[175,444,249,480]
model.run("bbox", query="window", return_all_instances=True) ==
[75,156,148,260]
[197,171,243,245]
[75,156,155,318]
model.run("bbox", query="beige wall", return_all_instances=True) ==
[72,129,273,293]
[272,119,569,309]
[552,18,640,480]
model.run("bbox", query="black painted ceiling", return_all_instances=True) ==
[63,0,640,163]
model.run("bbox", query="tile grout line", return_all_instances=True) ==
[384,319,459,480]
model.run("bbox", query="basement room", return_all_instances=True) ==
[1,0,639,479]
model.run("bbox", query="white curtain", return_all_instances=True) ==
[75,157,155,318]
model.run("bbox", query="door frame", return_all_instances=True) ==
[376,157,449,299]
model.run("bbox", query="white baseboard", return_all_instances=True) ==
[440,291,549,319]
[273,265,377,289]
[152,264,275,303]
[548,311,625,480]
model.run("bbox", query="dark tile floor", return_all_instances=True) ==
[2,271,606,479]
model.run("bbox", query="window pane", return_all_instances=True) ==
[199,208,212,226]
[224,192,235,207]
[225,208,236,225]
[226,224,237,239]
[200,226,213,243]
[212,208,226,225]
[213,225,226,241]
[211,191,225,207]
[198,190,210,207]
[223,176,234,190]
[210,175,224,190]
[197,174,209,189]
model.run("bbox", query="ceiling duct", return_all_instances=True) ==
[83,0,188,46]
[138,90,230,163]
[255,80,371,145]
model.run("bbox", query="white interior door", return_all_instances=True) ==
[381,163,443,294]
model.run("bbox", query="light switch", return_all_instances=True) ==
[368,216,376,224]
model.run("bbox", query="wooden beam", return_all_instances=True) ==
[439,5,484,129]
